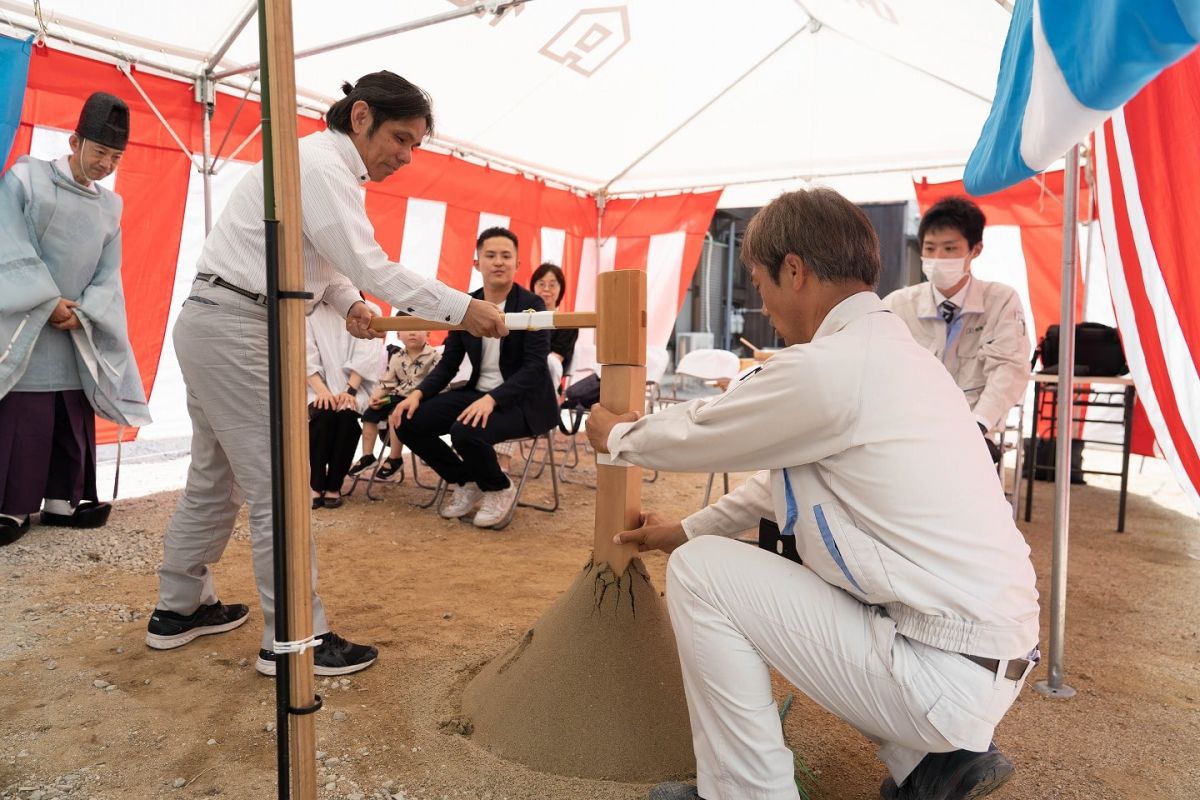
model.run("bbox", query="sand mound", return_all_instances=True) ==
[460,557,695,782]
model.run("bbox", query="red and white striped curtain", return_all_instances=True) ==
[1094,49,1200,512]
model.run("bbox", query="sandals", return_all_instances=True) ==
[375,457,403,480]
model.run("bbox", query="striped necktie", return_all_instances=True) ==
[939,299,957,325]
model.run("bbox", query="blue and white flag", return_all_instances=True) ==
[965,0,1199,196]
[0,34,32,168]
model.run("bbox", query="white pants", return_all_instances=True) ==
[157,282,329,650]
[666,536,1028,800]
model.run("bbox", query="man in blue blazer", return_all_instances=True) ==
[393,227,558,527]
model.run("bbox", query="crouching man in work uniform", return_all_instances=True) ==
[587,188,1040,800]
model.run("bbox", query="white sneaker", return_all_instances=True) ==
[440,482,483,519]
[473,484,518,528]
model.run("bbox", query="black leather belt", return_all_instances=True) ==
[962,653,1034,681]
[196,272,267,306]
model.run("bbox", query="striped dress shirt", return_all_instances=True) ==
[195,128,470,324]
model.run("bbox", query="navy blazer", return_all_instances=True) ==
[416,284,559,435]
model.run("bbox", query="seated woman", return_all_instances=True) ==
[531,262,577,390]
[305,301,385,509]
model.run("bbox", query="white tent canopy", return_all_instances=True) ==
[0,0,1012,203]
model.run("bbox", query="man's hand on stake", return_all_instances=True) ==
[613,512,689,554]
[586,404,639,454]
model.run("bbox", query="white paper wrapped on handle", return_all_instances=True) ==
[504,310,557,330]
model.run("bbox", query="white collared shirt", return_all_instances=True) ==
[195,129,470,323]
[607,292,1039,658]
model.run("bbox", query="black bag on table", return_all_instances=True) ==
[558,373,601,435]
[1034,322,1128,376]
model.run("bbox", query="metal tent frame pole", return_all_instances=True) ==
[724,220,736,351]
[211,0,533,83]
[1035,144,1081,700]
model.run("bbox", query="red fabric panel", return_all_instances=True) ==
[1130,398,1156,458]
[914,170,1090,227]
[1018,226,1067,343]
[437,206,480,291]
[94,142,190,445]
[3,121,31,171]
[558,233,584,311]
[614,237,649,270]
[1101,121,1200,495]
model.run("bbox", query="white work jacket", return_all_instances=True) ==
[884,278,1031,431]
[607,292,1039,660]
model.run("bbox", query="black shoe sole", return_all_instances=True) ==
[0,520,31,546]
[40,503,112,529]
[145,611,250,650]
[959,765,1014,800]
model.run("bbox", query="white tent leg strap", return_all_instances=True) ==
[117,62,197,167]
[272,635,323,656]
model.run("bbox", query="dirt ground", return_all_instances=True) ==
[1,452,1198,800]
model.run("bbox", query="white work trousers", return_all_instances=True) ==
[157,281,329,650]
[666,536,1028,800]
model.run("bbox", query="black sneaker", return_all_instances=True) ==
[255,631,378,676]
[145,601,250,650]
[348,454,377,476]
[880,744,1014,800]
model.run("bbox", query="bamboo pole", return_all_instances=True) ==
[258,0,319,796]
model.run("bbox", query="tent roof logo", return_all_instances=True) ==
[539,6,631,77]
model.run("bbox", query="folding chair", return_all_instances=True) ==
[996,401,1026,521]
[662,349,741,506]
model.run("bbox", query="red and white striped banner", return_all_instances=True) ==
[6,47,720,444]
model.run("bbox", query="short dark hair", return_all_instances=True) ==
[530,262,566,305]
[918,196,986,249]
[325,71,434,137]
[741,188,881,287]
[476,226,518,251]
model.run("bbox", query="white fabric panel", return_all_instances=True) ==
[572,236,615,350]
[1019,1,1110,175]
[645,232,686,350]
[398,198,446,282]
[540,227,566,269]
[29,125,116,190]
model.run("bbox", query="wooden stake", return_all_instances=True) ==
[260,1,318,797]
[592,270,646,574]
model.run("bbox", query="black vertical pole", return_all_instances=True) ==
[257,3,292,798]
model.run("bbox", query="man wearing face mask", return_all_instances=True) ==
[884,197,1031,462]
[0,92,150,545]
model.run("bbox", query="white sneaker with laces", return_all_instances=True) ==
[440,482,483,519]
[473,483,518,528]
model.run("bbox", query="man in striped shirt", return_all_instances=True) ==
[145,72,505,676]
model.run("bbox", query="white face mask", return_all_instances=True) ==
[921,257,968,292]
